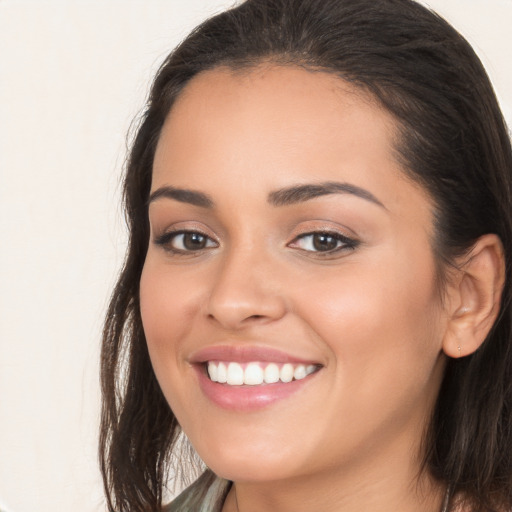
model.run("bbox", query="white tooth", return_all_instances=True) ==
[306,365,317,376]
[293,365,306,380]
[264,363,280,384]
[217,362,227,383]
[244,363,264,385]
[207,362,218,382]
[226,362,244,385]
[280,363,294,383]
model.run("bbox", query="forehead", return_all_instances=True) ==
[162,64,393,147]
[155,65,395,178]
[174,63,378,116]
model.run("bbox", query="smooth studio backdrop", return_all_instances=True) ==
[0,1,511,511]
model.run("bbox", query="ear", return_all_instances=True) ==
[442,234,505,358]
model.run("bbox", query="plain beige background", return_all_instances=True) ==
[0,1,510,511]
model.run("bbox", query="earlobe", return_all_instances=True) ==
[442,234,505,359]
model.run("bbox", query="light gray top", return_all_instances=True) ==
[164,470,231,512]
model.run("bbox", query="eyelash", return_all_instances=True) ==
[153,229,359,256]
[290,231,360,256]
[154,230,218,255]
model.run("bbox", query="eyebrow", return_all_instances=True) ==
[148,186,214,208]
[148,181,385,209]
[268,181,386,209]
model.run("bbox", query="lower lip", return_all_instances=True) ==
[194,366,318,411]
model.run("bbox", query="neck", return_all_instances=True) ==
[225,472,446,512]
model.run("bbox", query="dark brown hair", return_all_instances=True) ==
[100,0,512,510]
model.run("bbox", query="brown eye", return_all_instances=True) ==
[181,232,208,250]
[290,231,359,254]
[155,230,217,253]
[312,233,339,252]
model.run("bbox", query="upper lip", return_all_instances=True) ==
[188,345,321,365]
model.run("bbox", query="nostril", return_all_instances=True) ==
[206,291,287,329]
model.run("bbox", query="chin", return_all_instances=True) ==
[207,459,296,484]
[196,438,309,483]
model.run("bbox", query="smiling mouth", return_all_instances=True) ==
[206,361,320,386]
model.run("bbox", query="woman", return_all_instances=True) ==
[99,0,512,510]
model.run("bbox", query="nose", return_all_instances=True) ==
[205,248,287,330]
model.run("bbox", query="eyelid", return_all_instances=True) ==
[287,219,358,238]
[151,220,217,242]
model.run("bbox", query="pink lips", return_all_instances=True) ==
[189,345,322,411]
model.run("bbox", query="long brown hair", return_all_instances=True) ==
[100,0,512,510]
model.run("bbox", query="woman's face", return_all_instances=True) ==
[140,65,448,484]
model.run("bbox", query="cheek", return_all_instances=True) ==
[139,258,210,423]
[294,250,444,396]
[139,259,198,376]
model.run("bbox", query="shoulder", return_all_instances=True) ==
[163,470,231,512]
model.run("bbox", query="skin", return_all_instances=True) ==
[140,65,455,511]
